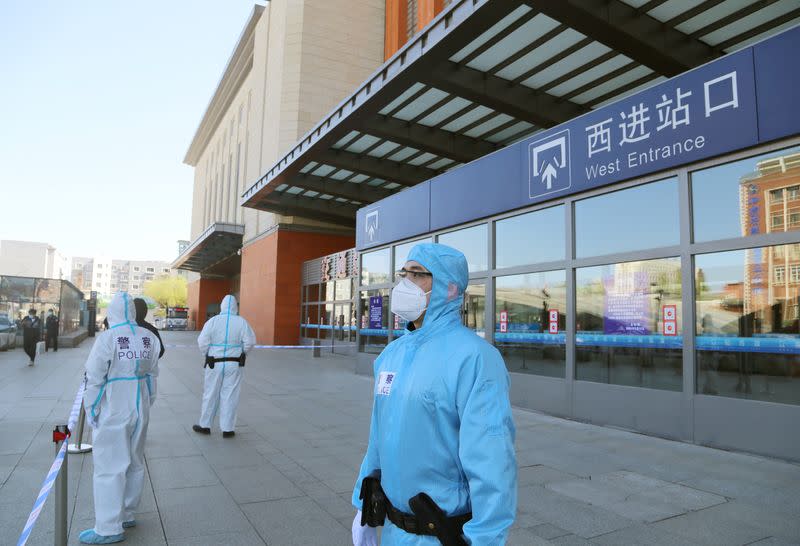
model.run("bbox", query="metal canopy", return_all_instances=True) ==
[172,223,244,276]
[242,0,800,222]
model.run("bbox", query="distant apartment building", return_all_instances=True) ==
[70,257,174,298]
[0,240,70,280]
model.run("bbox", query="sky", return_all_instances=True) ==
[0,1,262,262]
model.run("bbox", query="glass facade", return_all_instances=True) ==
[300,250,359,353]
[575,177,680,257]
[576,258,683,391]
[352,141,800,407]
[692,146,800,242]
[0,276,83,336]
[495,271,566,377]
[438,224,488,271]
[696,246,800,405]
[495,206,564,268]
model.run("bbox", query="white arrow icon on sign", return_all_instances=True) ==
[528,129,571,200]
[532,136,566,190]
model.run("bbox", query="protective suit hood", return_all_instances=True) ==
[133,298,148,323]
[107,292,136,327]
[405,243,467,329]
[220,295,238,316]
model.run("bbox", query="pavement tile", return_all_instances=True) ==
[519,485,635,538]
[242,497,351,546]
[147,455,219,490]
[214,463,304,504]
[155,485,253,540]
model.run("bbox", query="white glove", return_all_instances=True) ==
[352,511,378,546]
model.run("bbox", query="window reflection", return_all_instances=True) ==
[576,258,683,391]
[438,224,488,272]
[695,246,800,405]
[361,248,391,286]
[495,206,565,269]
[495,271,566,378]
[693,146,800,242]
[462,284,485,338]
[575,178,679,257]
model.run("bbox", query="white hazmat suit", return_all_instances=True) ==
[83,292,161,539]
[197,295,255,433]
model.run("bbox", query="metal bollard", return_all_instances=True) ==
[68,404,92,454]
[312,339,320,358]
[53,425,69,546]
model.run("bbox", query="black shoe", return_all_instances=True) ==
[222,431,235,438]
[192,425,210,435]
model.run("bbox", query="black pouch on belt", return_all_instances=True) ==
[204,354,215,369]
[409,492,469,546]
[238,352,246,367]
[359,470,387,527]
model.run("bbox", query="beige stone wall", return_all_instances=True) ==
[189,0,385,245]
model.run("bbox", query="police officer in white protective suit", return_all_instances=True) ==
[193,294,255,437]
[80,292,161,544]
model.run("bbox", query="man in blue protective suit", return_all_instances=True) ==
[193,294,255,437]
[351,243,517,546]
[80,292,161,544]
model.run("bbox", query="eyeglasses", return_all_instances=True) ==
[396,268,433,281]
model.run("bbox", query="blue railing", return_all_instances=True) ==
[302,324,800,354]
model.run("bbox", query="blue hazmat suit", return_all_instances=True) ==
[83,292,161,537]
[197,295,255,432]
[352,243,517,545]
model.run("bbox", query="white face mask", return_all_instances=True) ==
[390,277,431,323]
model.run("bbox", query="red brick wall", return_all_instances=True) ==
[240,229,354,345]
[187,278,231,331]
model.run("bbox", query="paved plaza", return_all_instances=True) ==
[0,332,798,545]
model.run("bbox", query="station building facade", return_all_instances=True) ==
[182,0,800,459]
[175,1,451,341]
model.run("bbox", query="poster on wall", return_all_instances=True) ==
[369,296,383,329]
[603,271,650,335]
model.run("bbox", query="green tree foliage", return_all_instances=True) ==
[144,275,187,308]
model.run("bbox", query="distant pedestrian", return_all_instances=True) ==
[133,298,165,359]
[45,308,59,352]
[21,309,42,366]
[193,295,255,438]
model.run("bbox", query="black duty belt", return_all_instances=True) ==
[386,502,471,537]
[204,353,246,369]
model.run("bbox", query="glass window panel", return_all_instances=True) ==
[393,238,432,272]
[495,271,567,377]
[321,281,335,302]
[361,248,391,286]
[59,281,82,335]
[304,305,319,339]
[496,206,565,268]
[463,284,486,338]
[576,257,683,391]
[319,303,333,339]
[335,279,352,301]
[575,178,679,258]
[695,246,800,405]
[307,284,319,303]
[0,277,36,303]
[438,224,488,272]
[692,145,800,242]
[359,289,390,354]
[34,279,61,303]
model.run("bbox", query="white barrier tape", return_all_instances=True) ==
[17,382,85,546]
